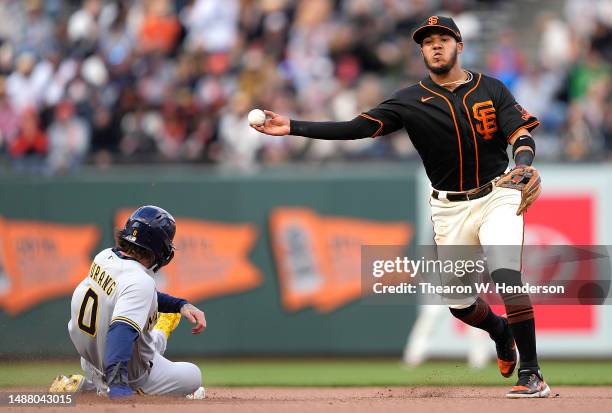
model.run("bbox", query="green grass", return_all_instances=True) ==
[2,359,612,388]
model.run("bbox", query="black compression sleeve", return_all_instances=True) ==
[514,150,534,166]
[513,135,536,166]
[289,116,380,140]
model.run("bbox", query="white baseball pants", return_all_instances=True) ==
[79,329,201,396]
[430,184,524,308]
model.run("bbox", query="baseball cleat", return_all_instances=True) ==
[154,313,181,339]
[49,374,85,393]
[494,316,517,378]
[506,369,551,398]
[186,386,206,400]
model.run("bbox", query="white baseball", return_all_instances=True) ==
[248,109,266,126]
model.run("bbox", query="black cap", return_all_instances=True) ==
[412,16,462,45]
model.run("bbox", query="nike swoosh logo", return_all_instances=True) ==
[421,96,435,103]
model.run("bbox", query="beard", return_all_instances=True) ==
[424,48,458,75]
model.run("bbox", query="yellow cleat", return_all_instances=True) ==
[49,374,85,393]
[154,313,181,339]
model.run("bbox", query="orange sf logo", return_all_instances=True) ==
[428,16,438,25]
[472,100,498,140]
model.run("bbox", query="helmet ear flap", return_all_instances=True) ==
[152,244,174,273]
[165,249,175,266]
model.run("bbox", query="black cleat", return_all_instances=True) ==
[506,369,551,398]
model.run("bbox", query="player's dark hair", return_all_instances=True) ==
[114,229,155,264]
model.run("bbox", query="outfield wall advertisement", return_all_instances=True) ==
[0,165,418,357]
[0,164,611,357]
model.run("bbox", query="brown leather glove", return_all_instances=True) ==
[496,166,542,215]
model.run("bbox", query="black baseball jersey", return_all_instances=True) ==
[363,71,539,191]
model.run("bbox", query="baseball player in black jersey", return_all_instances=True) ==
[252,16,548,398]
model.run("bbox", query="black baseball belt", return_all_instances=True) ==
[431,181,494,202]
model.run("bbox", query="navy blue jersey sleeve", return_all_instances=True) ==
[104,322,139,387]
[493,79,540,142]
[157,291,188,313]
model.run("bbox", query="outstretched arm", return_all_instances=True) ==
[250,110,382,140]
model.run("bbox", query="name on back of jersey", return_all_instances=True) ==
[88,262,116,295]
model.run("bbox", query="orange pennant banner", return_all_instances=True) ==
[0,216,100,315]
[270,208,413,313]
[115,210,262,302]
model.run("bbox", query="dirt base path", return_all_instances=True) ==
[3,387,612,413]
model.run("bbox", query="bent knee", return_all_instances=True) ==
[180,363,202,394]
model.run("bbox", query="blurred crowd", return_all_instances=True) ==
[0,0,610,174]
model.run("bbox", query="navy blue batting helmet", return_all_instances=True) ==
[119,205,176,271]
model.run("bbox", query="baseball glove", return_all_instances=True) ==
[496,166,542,215]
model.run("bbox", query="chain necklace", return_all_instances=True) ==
[437,70,473,88]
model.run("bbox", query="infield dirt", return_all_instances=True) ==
[3,387,612,413]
